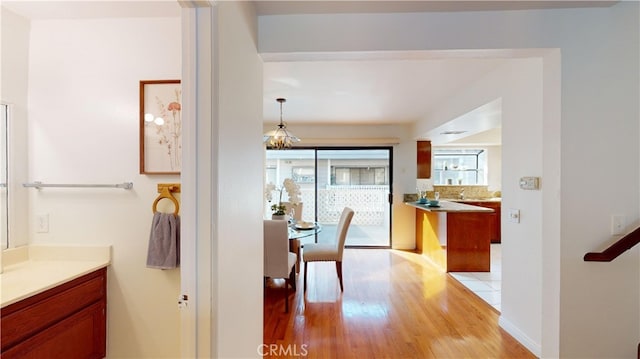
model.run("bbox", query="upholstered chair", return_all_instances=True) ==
[303,207,354,293]
[264,219,297,312]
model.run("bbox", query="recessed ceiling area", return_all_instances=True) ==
[420,98,503,145]
[262,56,511,126]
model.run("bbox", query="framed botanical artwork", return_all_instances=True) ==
[139,80,182,174]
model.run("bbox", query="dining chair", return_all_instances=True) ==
[264,219,297,312]
[303,207,355,293]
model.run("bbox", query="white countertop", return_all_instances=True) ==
[406,200,495,213]
[1,245,111,308]
[445,198,502,203]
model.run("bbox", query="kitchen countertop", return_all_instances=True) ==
[444,198,502,203]
[1,245,111,308]
[405,200,495,213]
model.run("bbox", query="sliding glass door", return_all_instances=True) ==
[265,147,392,248]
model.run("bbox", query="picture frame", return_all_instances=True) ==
[139,80,182,174]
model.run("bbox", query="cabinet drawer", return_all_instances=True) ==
[1,268,106,351]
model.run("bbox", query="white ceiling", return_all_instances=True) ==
[262,56,510,125]
[2,0,618,145]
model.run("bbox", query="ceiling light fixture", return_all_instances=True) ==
[263,98,300,150]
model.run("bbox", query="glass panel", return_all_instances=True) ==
[375,168,386,185]
[265,147,392,248]
[265,149,316,223]
[333,168,350,185]
[317,149,391,247]
[292,167,314,183]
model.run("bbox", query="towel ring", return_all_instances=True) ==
[152,187,180,215]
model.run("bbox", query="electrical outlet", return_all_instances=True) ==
[36,214,49,233]
[611,215,625,235]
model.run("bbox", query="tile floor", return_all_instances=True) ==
[449,243,502,312]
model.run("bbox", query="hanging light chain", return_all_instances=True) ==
[278,98,285,127]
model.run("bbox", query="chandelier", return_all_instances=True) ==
[263,98,300,150]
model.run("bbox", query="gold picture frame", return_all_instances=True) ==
[139,80,182,174]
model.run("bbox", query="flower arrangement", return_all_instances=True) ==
[265,178,301,216]
[271,203,287,216]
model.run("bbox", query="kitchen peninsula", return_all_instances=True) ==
[406,201,494,272]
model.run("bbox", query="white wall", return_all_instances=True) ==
[26,17,182,358]
[180,2,266,357]
[1,8,29,248]
[486,145,502,192]
[423,58,546,352]
[215,2,264,357]
[258,4,639,358]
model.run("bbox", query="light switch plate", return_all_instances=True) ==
[36,214,49,233]
[508,209,520,223]
[611,215,626,235]
[519,176,540,190]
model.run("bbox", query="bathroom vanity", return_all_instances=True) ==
[0,245,110,358]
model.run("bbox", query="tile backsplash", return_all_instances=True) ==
[434,185,499,199]
[404,185,500,202]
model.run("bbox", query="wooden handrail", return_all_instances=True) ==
[584,226,640,262]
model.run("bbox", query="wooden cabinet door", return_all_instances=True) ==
[1,270,105,349]
[461,201,501,243]
[1,268,107,359]
[2,300,106,359]
[417,141,431,178]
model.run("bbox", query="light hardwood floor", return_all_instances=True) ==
[264,249,536,359]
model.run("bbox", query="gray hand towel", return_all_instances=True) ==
[146,212,180,269]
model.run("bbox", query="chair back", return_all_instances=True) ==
[335,207,355,260]
[264,219,291,278]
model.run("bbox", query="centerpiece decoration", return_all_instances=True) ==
[265,178,301,220]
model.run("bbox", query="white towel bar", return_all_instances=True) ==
[23,181,133,190]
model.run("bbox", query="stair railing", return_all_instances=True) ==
[584,226,640,262]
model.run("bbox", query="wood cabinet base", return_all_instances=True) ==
[459,201,501,243]
[1,268,107,358]
[416,211,491,272]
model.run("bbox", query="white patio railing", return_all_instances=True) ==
[298,185,389,225]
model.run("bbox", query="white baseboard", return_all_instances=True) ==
[499,315,541,358]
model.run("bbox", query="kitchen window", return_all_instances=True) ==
[433,149,486,185]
